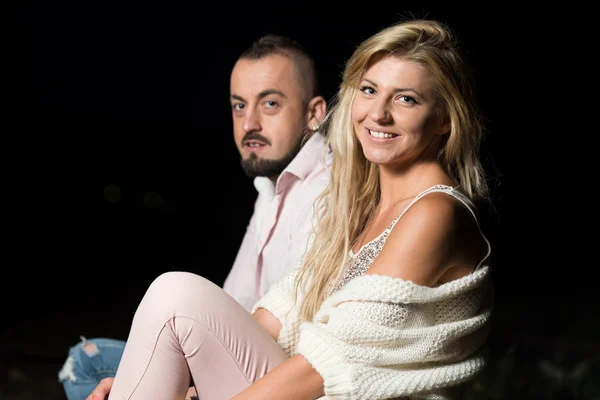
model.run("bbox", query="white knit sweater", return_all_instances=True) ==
[253,187,494,399]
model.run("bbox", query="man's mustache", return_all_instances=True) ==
[242,132,271,146]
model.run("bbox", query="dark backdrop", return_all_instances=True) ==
[8,1,598,399]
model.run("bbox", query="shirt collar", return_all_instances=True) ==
[253,176,275,197]
[252,132,329,195]
[281,132,329,181]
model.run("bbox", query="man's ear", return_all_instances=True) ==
[307,95,327,130]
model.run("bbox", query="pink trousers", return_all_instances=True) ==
[107,272,288,400]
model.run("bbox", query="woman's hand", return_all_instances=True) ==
[86,377,113,400]
[85,377,198,400]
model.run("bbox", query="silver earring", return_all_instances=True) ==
[312,124,319,131]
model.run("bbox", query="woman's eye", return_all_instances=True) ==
[399,95,416,104]
[359,85,376,95]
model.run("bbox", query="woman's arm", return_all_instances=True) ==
[230,354,324,400]
[367,193,484,285]
[252,308,282,342]
[241,281,323,399]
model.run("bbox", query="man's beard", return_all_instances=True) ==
[240,139,303,178]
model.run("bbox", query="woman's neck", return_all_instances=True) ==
[377,161,452,209]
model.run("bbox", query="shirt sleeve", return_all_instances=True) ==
[286,192,320,270]
[223,216,259,312]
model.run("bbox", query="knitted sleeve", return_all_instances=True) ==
[251,267,303,356]
[295,272,493,399]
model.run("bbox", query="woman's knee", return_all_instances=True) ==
[139,271,224,313]
[148,271,219,296]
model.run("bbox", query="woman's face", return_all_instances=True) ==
[351,56,449,168]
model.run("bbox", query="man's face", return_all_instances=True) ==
[230,54,308,178]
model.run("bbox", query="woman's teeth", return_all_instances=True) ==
[369,130,397,139]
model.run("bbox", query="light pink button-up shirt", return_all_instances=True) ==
[223,133,331,311]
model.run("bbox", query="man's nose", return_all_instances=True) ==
[242,110,261,133]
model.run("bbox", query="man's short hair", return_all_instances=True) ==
[239,34,320,103]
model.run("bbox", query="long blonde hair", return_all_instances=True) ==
[295,19,489,322]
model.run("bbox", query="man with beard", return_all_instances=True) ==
[224,34,329,311]
[59,34,330,400]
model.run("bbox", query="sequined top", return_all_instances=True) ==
[333,184,473,292]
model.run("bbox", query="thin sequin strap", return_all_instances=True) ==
[387,184,491,269]
[386,185,472,233]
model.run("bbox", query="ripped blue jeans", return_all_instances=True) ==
[58,336,125,400]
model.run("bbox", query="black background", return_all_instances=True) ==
[7,1,598,399]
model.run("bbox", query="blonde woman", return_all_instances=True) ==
[91,18,494,400]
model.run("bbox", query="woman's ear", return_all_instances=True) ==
[437,120,451,136]
[436,110,451,136]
